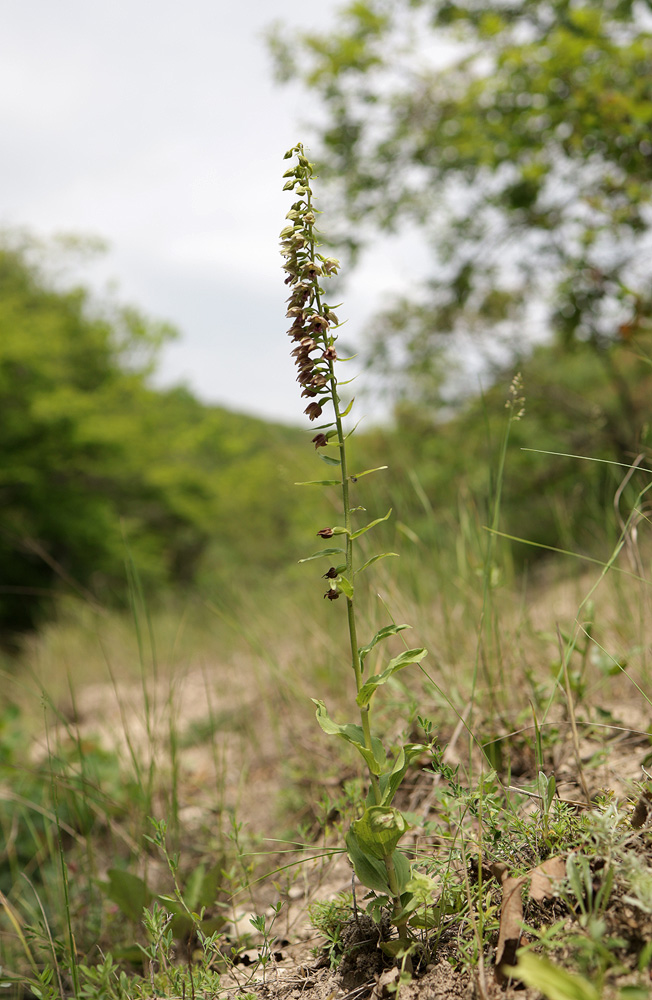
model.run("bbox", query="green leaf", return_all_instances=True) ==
[183,863,206,911]
[340,398,355,416]
[356,648,428,707]
[392,872,439,923]
[312,700,386,774]
[379,744,426,806]
[319,453,341,466]
[358,624,410,663]
[298,547,345,563]
[338,575,354,599]
[345,829,391,894]
[350,508,392,539]
[351,466,388,480]
[103,869,152,923]
[393,850,412,895]
[507,952,599,1000]
[345,830,412,897]
[295,479,341,486]
[353,806,409,859]
[356,552,398,575]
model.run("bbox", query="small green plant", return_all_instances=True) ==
[280,144,436,952]
[308,893,353,968]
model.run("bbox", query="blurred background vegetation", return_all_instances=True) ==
[1,0,650,645]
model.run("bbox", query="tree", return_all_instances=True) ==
[0,234,336,639]
[0,234,182,634]
[269,0,652,444]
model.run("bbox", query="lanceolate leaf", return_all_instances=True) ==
[319,453,341,466]
[338,575,354,599]
[313,699,386,774]
[358,624,410,663]
[356,648,428,707]
[379,744,426,806]
[104,870,152,923]
[351,466,389,480]
[356,552,398,575]
[345,831,412,896]
[295,479,341,486]
[340,397,355,416]
[345,830,391,894]
[298,547,345,563]
[350,508,392,539]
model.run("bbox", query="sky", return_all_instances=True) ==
[0,1,423,424]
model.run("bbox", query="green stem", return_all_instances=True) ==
[306,189,381,806]
[332,379,381,805]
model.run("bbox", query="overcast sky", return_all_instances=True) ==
[0,1,423,424]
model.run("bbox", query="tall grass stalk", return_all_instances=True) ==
[44,706,79,999]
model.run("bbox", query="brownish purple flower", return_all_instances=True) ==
[322,347,337,361]
[317,527,334,538]
[309,315,329,334]
[324,589,340,601]
[305,403,323,421]
[312,432,328,447]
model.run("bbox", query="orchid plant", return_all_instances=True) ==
[280,144,435,952]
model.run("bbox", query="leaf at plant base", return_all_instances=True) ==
[392,849,412,895]
[350,508,392,539]
[356,649,428,707]
[378,940,412,960]
[295,479,341,486]
[358,624,411,663]
[345,831,411,896]
[104,869,152,923]
[312,700,386,774]
[345,829,391,893]
[356,552,398,576]
[183,863,206,912]
[299,547,345,563]
[506,951,599,1000]
[353,806,409,860]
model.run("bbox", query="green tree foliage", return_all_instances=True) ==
[0,236,317,637]
[269,0,652,437]
[360,337,652,578]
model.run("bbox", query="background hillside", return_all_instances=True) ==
[1,231,650,644]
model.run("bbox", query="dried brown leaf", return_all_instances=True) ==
[631,793,651,829]
[529,856,566,902]
[491,855,566,983]
[491,862,526,982]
